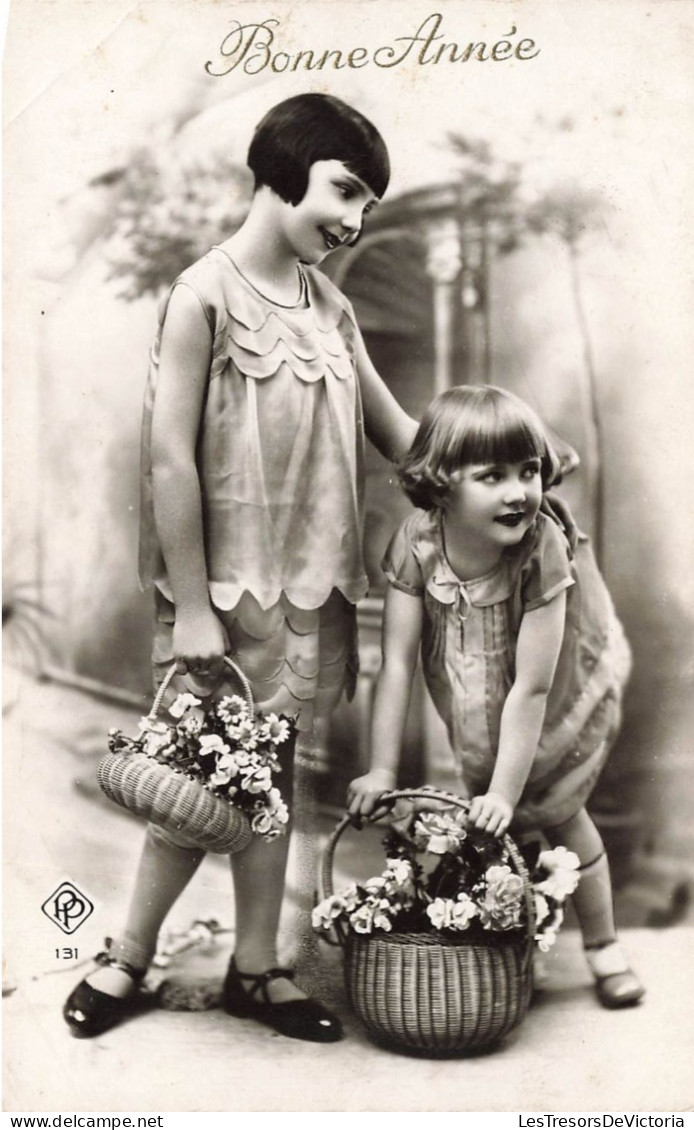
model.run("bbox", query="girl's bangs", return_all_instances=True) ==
[458,415,545,469]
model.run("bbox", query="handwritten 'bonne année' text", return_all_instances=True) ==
[205,12,541,77]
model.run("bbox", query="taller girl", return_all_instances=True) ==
[64,93,416,1043]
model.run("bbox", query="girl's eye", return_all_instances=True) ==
[336,183,355,199]
[481,472,501,484]
[522,465,541,480]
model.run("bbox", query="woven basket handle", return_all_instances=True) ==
[147,656,255,723]
[320,787,536,965]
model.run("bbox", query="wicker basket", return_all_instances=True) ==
[97,658,254,854]
[321,788,535,1056]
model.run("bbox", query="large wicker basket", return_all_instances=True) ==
[97,658,254,854]
[321,788,535,1056]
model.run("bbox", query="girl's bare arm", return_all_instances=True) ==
[150,285,228,674]
[347,585,423,817]
[469,590,568,835]
[352,329,418,461]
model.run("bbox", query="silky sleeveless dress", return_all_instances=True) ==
[139,247,369,731]
[383,510,632,829]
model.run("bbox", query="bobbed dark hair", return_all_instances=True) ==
[247,93,390,206]
[398,385,562,510]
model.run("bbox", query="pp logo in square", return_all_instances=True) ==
[42,881,94,935]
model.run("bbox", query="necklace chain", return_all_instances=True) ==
[216,247,307,309]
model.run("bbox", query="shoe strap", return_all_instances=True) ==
[235,964,295,1002]
[95,950,146,983]
[585,941,629,978]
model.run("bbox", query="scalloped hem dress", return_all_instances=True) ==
[139,247,368,732]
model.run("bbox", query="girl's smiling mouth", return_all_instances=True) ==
[494,512,526,527]
[319,227,345,251]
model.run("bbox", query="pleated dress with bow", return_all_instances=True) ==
[382,509,632,829]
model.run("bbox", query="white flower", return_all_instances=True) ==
[198,734,229,756]
[450,893,478,929]
[240,765,273,794]
[251,810,282,839]
[534,892,551,927]
[349,900,393,935]
[168,693,202,719]
[209,753,241,787]
[536,847,581,900]
[235,719,258,750]
[217,695,248,725]
[412,811,466,854]
[141,728,174,756]
[383,858,415,893]
[137,717,169,736]
[258,714,292,745]
[536,906,564,951]
[312,896,347,931]
[264,788,289,826]
[361,875,388,895]
[426,894,477,932]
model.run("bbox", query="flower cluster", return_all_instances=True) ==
[108,691,292,841]
[313,803,580,950]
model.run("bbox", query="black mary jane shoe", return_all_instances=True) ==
[63,951,148,1038]
[222,958,343,1043]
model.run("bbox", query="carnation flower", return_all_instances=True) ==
[477,865,524,930]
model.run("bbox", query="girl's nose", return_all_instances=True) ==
[340,203,363,235]
[504,477,526,504]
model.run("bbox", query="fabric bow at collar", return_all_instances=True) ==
[428,568,473,622]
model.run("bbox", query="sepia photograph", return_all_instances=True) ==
[3,0,694,1115]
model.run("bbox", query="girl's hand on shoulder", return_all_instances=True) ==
[346,769,396,819]
[172,608,230,681]
[468,792,514,838]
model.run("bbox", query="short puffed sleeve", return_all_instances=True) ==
[520,514,576,611]
[381,517,425,596]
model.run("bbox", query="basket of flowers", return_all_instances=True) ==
[97,657,292,854]
[313,788,579,1056]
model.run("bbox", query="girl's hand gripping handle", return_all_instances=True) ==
[346,769,397,819]
[468,792,514,838]
[172,607,230,680]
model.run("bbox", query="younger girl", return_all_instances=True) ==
[64,93,416,1042]
[348,384,644,1009]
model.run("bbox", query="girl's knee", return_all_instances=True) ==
[543,807,603,856]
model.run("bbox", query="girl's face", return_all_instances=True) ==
[278,159,379,265]
[445,457,543,550]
